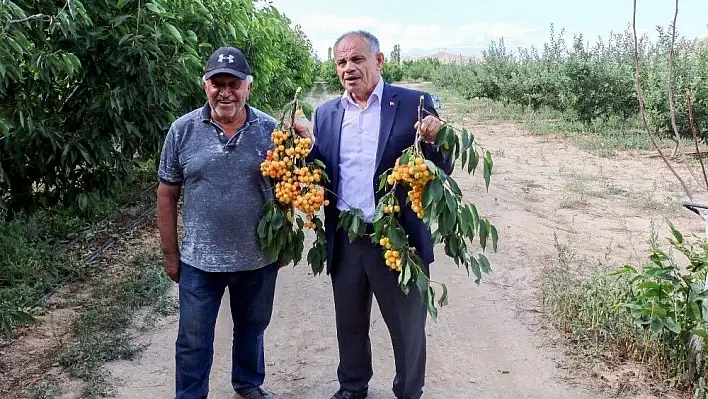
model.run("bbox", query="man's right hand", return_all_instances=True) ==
[163,255,180,283]
[290,117,312,139]
[157,183,182,283]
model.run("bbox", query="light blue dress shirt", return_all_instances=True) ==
[336,78,384,223]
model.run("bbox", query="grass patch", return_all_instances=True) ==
[540,231,708,397]
[30,376,62,399]
[0,161,156,341]
[55,249,175,398]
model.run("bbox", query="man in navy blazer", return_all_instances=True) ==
[294,30,452,399]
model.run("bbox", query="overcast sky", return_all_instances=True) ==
[264,0,708,59]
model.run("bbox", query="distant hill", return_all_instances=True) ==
[400,51,481,64]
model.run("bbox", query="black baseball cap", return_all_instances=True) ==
[203,46,252,80]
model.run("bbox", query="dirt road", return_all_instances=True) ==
[103,84,700,399]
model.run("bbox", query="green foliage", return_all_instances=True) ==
[410,23,708,139]
[382,60,403,83]
[543,224,708,394]
[401,58,441,81]
[318,58,341,92]
[257,201,306,266]
[0,212,84,340]
[615,222,708,360]
[0,168,153,341]
[0,0,317,216]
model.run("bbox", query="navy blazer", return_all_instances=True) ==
[310,81,454,274]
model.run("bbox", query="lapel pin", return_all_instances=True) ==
[389,101,394,106]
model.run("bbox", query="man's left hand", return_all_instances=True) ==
[414,115,443,143]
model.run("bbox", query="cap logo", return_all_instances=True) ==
[218,54,235,63]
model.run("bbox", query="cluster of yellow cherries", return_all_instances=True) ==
[260,121,328,229]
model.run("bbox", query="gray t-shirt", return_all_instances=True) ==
[158,103,277,272]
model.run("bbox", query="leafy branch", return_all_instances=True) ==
[258,87,329,275]
[337,95,498,320]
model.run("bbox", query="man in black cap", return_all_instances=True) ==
[157,46,280,399]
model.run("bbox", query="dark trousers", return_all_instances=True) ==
[331,228,428,399]
[175,261,278,399]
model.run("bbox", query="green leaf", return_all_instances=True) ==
[458,209,471,237]
[186,30,198,44]
[667,220,683,244]
[349,215,362,242]
[483,150,493,190]
[69,0,78,18]
[400,261,412,286]
[427,286,438,320]
[416,271,430,304]
[301,102,314,120]
[692,327,708,340]
[117,0,131,8]
[372,203,386,224]
[438,283,449,307]
[444,189,456,212]
[424,159,439,177]
[664,317,681,334]
[461,128,471,151]
[257,217,268,238]
[650,317,664,333]
[423,178,443,209]
[468,148,478,174]
[313,159,327,171]
[271,208,283,230]
[379,172,390,192]
[445,177,462,198]
[77,144,94,164]
[146,2,162,14]
[470,256,482,283]
[490,223,498,252]
[478,253,492,274]
[164,22,183,43]
[478,219,488,251]
[388,222,407,248]
[61,53,75,75]
[636,281,662,291]
[337,211,349,230]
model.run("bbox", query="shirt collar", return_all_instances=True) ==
[340,77,384,107]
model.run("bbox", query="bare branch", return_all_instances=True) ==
[686,88,708,191]
[668,0,682,158]
[2,0,69,32]
[632,0,694,200]
[3,14,51,32]
[662,0,706,189]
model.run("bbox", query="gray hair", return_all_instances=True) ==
[333,30,380,55]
